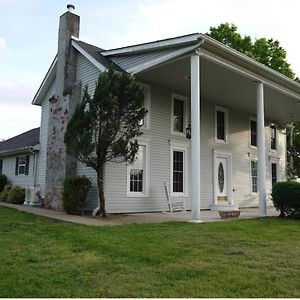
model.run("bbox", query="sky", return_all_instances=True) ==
[0,0,300,140]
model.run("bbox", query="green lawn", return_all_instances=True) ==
[0,206,299,297]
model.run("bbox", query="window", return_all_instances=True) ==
[173,150,184,193]
[138,84,150,128]
[15,155,30,176]
[0,159,2,174]
[270,126,277,150]
[171,94,188,134]
[271,162,277,187]
[215,107,228,142]
[174,99,184,132]
[127,145,147,196]
[250,119,257,147]
[251,160,258,193]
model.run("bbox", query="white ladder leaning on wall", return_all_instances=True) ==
[164,181,186,213]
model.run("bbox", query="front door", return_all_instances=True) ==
[214,152,232,205]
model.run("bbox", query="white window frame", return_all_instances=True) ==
[250,159,258,194]
[249,117,258,149]
[18,156,27,175]
[215,106,228,143]
[171,93,189,136]
[126,142,149,197]
[170,141,189,196]
[138,83,151,129]
[270,125,277,152]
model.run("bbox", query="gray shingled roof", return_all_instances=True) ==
[74,40,124,72]
[0,127,40,152]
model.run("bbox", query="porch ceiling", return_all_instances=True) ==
[137,56,300,124]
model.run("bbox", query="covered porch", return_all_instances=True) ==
[131,35,300,221]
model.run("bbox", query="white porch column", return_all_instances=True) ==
[256,81,267,217]
[190,54,202,222]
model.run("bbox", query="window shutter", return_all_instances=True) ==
[0,159,2,174]
[15,157,19,176]
[25,155,30,175]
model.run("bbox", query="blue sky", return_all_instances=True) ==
[0,0,299,140]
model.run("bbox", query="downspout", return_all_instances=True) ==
[28,148,38,187]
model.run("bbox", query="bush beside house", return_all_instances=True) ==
[0,174,8,193]
[0,185,25,204]
[272,181,300,218]
[62,176,92,215]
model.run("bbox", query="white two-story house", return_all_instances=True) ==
[1,5,300,221]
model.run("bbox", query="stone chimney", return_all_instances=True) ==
[44,5,82,210]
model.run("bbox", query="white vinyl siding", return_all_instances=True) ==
[1,154,35,188]
[36,77,56,192]
[65,53,287,213]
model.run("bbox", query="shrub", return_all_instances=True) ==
[63,175,92,215]
[272,181,300,218]
[7,186,25,204]
[0,174,8,193]
[0,185,12,202]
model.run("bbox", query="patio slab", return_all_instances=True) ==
[0,201,279,226]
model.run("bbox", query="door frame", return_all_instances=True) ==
[213,150,233,205]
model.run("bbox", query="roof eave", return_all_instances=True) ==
[32,56,57,106]
[0,145,40,157]
[101,33,201,56]
[200,33,300,93]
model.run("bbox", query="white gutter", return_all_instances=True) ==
[0,146,39,157]
[198,48,300,101]
[101,33,200,56]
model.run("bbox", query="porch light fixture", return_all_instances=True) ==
[186,119,191,139]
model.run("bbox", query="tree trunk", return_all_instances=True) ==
[97,166,106,217]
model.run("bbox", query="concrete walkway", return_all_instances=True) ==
[0,201,279,226]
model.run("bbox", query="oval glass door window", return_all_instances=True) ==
[218,162,224,193]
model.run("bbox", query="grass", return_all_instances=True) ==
[0,206,299,297]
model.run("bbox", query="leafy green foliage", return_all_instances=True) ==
[62,175,92,215]
[287,122,300,177]
[272,181,300,217]
[6,186,25,204]
[0,174,8,193]
[208,23,297,80]
[65,66,147,216]
[0,185,11,202]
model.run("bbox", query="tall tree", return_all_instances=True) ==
[208,23,300,177]
[65,66,147,217]
[208,23,297,80]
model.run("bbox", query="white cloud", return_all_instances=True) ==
[0,104,40,140]
[0,79,35,105]
[0,79,40,139]
[0,37,8,51]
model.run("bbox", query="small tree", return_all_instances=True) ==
[65,66,147,217]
